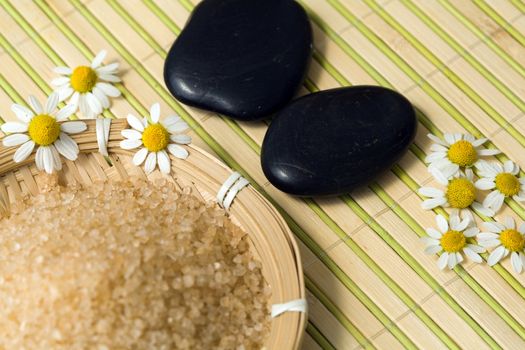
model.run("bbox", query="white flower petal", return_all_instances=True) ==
[91,50,107,69]
[421,197,447,210]
[95,82,121,97]
[61,121,87,134]
[503,160,514,173]
[471,201,494,217]
[79,93,90,117]
[511,252,523,273]
[166,121,189,134]
[54,133,79,161]
[167,144,188,159]
[505,216,515,230]
[430,144,448,152]
[163,115,181,127]
[475,178,495,190]
[98,74,121,83]
[479,239,501,248]
[93,86,110,109]
[420,237,440,246]
[42,146,54,174]
[132,148,148,166]
[513,194,525,202]
[86,92,102,116]
[70,91,80,107]
[28,95,43,114]
[454,218,470,232]
[467,244,485,254]
[96,62,119,74]
[55,104,76,121]
[144,151,157,174]
[488,246,506,266]
[429,167,451,186]
[127,114,145,132]
[51,77,70,86]
[424,245,442,255]
[436,215,448,233]
[477,232,500,241]
[519,222,525,234]
[437,252,449,270]
[13,141,35,163]
[50,145,62,171]
[425,151,447,163]
[157,150,171,174]
[170,134,191,145]
[444,133,455,145]
[121,129,143,141]
[463,227,479,238]
[120,139,142,150]
[477,149,500,156]
[449,213,461,230]
[426,228,443,239]
[463,248,481,263]
[11,104,34,123]
[484,190,504,213]
[1,122,28,133]
[441,164,461,179]
[471,137,487,147]
[53,66,72,75]
[447,253,457,269]
[3,133,30,147]
[464,168,474,181]
[35,146,44,171]
[482,221,504,233]
[418,187,443,198]
[150,103,160,124]
[456,252,464,265]
[56,86,74,102]
[427,133,448,146]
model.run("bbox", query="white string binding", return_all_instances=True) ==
[96,118,111,156]
[216,172,249,210]
[271,299,308,318]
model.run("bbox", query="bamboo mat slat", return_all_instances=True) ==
[0,0,524,349]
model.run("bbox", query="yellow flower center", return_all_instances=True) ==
[28,114,60,146]
[446,178,476,209]
[495,173,521,197]
[70,66,98,93]
[447,140,477,167]
[142,124,169,152]
[440,230,466,253]
[499,229,525,252]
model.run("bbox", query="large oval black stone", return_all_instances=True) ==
[261,86,417,196]
[164,0,312,121]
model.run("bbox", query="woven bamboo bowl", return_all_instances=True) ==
[0,118,306,349]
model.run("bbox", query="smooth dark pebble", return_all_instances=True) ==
[164,0,312,121]
[261,86,417,196]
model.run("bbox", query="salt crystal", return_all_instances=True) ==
[0,179,270,348]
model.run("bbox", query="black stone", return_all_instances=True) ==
[164,0,312,121]
[261,86,417,196]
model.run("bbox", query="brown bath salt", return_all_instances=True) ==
[0,179,270,349]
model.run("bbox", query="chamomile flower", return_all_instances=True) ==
[120,103,190,174]
[425,133,500,181]
[0,93,86,174]
[475,160,525,213]
[51,50,121,118]
[418,169,494,217]
[422,212,484,270]
[477,217,525,273]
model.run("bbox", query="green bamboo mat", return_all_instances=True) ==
[0,0,524,349]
